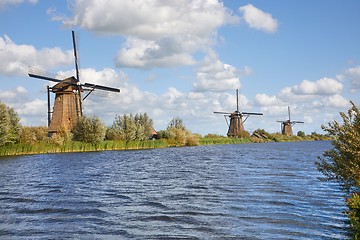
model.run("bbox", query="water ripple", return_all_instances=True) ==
[0,141,350,239]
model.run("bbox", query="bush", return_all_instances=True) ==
[72,116,106,144]
[316,101,360,237]
[297,131,306,138]
[0,102,22,146]
[106,113,154,141]
[347,193,360,238]
[19,126,49,145]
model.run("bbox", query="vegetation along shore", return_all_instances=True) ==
[0,101,329,157]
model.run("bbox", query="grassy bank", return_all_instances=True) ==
[0,134,331,157]
[0,139,168,156]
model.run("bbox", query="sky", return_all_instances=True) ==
[1,0,360,136]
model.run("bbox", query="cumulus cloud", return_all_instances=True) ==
[0,86,27,99]
[292,78,343,95]
[60,0,238,38]
[53,0,238,69]
[239,4,278,33]
[322,94,349,108]
[254,93,283,106]
[193,51,241,92]
[116,37,196,68]
[0,35,73,76]
[345,66,360,91]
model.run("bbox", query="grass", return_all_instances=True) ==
[0,134,331,157]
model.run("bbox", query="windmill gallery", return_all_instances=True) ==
[28,31,304,138]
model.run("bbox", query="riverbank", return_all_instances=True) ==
[0,134,330,157]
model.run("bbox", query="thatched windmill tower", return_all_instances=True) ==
[29,31,120,136]
[214,89,263,137]
[277,106,304,136]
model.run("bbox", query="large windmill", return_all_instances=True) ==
[29,31,120,136]
[277,106,304,136]
[214,89,263,137]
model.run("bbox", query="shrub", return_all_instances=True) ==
[72,116,106,144]
[316,101,360,237]
[0,102,22,146]
[297,131,306,138]
[106,113,154,141]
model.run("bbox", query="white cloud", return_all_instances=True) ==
[292,78,343,95]
[0,86,27,99]
[345,66,360,91]
[17,98,46,116]
[193,51,241,92]
[254,93,282,106]
[116,37,196,68]
[60,0,238,38]
[0,35,73,76]
[322,94,349,108]
[239,4,278,33]
[54,0,238,69]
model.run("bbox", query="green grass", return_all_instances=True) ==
[0,134,331,157]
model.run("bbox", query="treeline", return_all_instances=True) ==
[0,101,202,149]
[0,101,330,149]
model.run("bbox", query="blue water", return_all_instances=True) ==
[0,141,349,239]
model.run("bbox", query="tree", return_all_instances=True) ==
[158,117,199,146]
[0,102,21,146]
[168,117,186,130]
[297,131,306,138]
[316,101,360,237]
[72,116,106,144]
[106,113,154,141]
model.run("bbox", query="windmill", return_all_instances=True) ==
[277,106,304,136]
[29,31,120,136]
[214,89,263,137]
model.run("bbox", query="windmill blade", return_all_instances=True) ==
[241,112,263,116]
[72,30,80,83]
[28,73,63,83]
[236,89,239,112]
[214,111,231,115]
[292,121,304,124]
[83,83,120,93]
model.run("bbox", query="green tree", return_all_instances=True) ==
[168,117,186,130]
[106,113,154,141]
[316,101,360,237]
[72,116,106,144]
[297,131,306,138]
[0,102,21,146]
[159,117,198,146]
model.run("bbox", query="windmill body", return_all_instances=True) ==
[29,31,120,136]
[277,106,304,136]
[214,90,263,138]
[227,111,244,137]
[48,77,82,134]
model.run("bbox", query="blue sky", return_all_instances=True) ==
[1,0,360,135]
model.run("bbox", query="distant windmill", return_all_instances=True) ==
[214,89,263,137]
[277,106,304,136]
[29,31,120,136]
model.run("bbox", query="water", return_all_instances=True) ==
[0,141,349,239]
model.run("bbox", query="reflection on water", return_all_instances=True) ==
[0,141,349,239]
